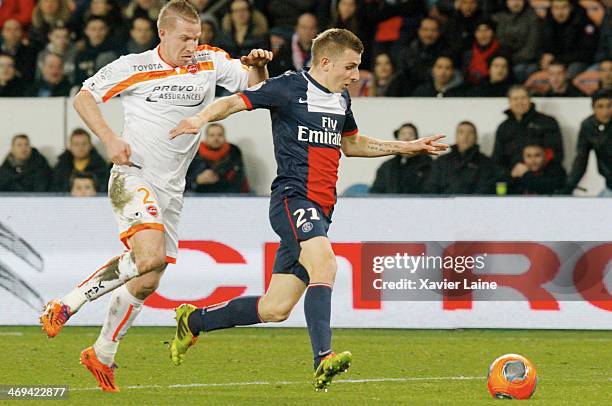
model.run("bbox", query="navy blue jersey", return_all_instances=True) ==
[238,71,358,215]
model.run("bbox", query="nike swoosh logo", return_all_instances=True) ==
[298,98,307,103]
[318,350,332,357]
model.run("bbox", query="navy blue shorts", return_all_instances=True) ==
[268,196,332,285]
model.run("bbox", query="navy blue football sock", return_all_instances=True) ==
[187,296,262,334]
[304,284,333,370]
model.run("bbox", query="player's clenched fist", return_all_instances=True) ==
[169,115,206,139]
[104,135,133,166]
[240,48,273,67]
[401,134,448,156]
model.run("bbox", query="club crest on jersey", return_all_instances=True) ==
[146,205,158,217]
[302,222,313,233]
[187,64,199,74]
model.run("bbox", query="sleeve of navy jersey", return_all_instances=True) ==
[342,90,358,136]
[238,73,292,110]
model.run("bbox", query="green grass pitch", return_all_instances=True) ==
[1,326,610,405]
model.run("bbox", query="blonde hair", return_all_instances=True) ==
[311,28,363,65]
[157,0,200,30]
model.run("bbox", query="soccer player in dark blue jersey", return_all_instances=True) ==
[167,28,447,390]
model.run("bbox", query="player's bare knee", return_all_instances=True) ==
[134,278,159,298]
[135,253,166,274]
[262,306,291,322]
[309,255,337,283]
[258,301,292,322]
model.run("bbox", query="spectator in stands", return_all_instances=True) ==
[72,0,127,47]
[186,124,248,194]
[425,121,496,194]
[370,123,432,194]
[70,171,98,197]
[126,17,156,54]
[124,0,164,24]
[471,54,513,96]
[27,53,71,97]
[444,0,483,57]
[534,60,585,96]
[398,17,448,89]
[268,13,318,76]
[73,17,119,86]
[563,90,612,196]
[493,0,541,82]
[36,24,76,81]
[328,0,370,67]
[463,19,501,86]
[0,53,26,96]
[52,128,109,192]
[509,142,567,194]
[0,0,34,30]
[199,16,218,46]
[492,85,564,179]
[540,0,599,78]
[529,0,550,19]
[263,0,321,32]
[594,5,610,62]
[1,19,37,82]
[0,134,51,192]
[368,53,411,97]
[217,0,269,58]
[29,0,72,51]
[599,59,612,91]
[572,59,612,95]
[412,56,467,97]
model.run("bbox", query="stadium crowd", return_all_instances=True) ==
[0,0,610,195]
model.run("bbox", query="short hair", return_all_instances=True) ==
[393,123,419,139]
[523,141,545,151]
[311,28,364,64]
[487,54,510,69]
[84,16,108,29]
[475,18,497,32]
[12,133,29,145]
[434,55,454,68]
[70,171,97,190]
[157,0,200,30]
[205,123,225,135]
[592,89,611,105]
[420,17,440,29]
[548,59,567,70]
[457,120,478,136]
[507,84,529,98]
[70,128,91,141]
[131,16,154,30]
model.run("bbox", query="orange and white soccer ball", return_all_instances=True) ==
[487,354,537,399]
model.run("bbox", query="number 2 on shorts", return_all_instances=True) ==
[137,187,155,204]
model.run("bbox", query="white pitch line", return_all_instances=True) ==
[70,376,485,392]
[0,332,23,336]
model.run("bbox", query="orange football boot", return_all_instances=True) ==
[80,347,120,393]
[40,299,72,338]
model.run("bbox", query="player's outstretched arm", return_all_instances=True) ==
[73,90,133,166]
[341,133,448,158]
[241,48,273,87]
[169,94,248,139]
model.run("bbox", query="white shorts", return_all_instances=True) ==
[108,169,183,263]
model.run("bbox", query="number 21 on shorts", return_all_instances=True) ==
[293,208,320,228]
